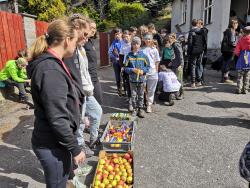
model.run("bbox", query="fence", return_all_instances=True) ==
[0,11,25,69]
[0,11,110,70]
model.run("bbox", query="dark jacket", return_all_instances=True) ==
[172,41,184,69]
[27,52,81,157]
[187,27,206,55]
[221,28,238,53]
[84,39,98,83]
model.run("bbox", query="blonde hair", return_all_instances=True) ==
[169,33,177,42]
[29,18,76,60]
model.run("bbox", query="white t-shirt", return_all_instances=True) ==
[141,47,160,74]
[158,71,181,92]
[120,41,131,64]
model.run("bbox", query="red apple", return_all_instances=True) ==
[124,153,131,160]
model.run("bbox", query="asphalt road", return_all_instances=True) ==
[0,67,249,188]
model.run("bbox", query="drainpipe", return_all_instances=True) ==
[190,0,194,30]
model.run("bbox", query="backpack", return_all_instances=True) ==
[236,50,250,70]
[239,142,250,182]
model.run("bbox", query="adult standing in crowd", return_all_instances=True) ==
[187,19,206,88]
[221,19,239,83]
[84,19,103,104]
[27,18,85,187]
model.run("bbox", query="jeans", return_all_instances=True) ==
[32,146,71,188]
[113,62,121,90]
[146,73,158,106]
[3,79,26,97]
[77,96,102,146]
[189,54,203,83]
[129,82,144,109]
[93,79,103,105]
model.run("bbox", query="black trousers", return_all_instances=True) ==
[32,146,72,188]
[158,91,177,102]
[123,72,131,97]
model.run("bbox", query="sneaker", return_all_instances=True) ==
[82,145,94,158]
[196,82,202,87]
[76,164,93,177]
[169,94,175,106]
[146,105,152,113]
[235,89,241,94]
[128,104,134,112]
[191,83,196,88]
[224,79,234,84]
[131,110,137,117]
[242,90,248,94]
[137,108,145,118]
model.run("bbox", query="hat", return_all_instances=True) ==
[243,26,250,34]
[131,36,141,45]
[16,57,28,66]
[143,34,153,40]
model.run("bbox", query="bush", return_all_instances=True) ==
[98,19,117,32]
[108,0,149,29]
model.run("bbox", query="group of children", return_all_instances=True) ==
[108,24,184,118]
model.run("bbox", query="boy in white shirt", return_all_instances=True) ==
[158,65,181,106]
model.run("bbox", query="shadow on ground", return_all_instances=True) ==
[0,115,45,184]
[0,175,29,188]
[197,100,250,109]
[168,112,250,129]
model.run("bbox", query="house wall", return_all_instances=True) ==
[171,0,231,49]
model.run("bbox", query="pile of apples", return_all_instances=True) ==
[93,153,133,188]
[104,122,132,148]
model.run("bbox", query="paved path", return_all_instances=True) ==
[0,67,249,188]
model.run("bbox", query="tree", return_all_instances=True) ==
[18,0,66,21]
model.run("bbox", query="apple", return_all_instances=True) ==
[94,180,101,186]
[126,176,133,184]
[121,176,127,182]
[103,170,109,175]
[103,173,108,179]
[106,184,112,188]
[124,153,131,160]
[99,159,106,165]
[103,178,109,185]
[127,168,132,174]
[96,174,102,181]
[107,165,114,172]
[114,174,121,181]
[108,174,114,181]
[113,158,119,164]
[112,153,118,158]
[114,167,120,174]
[99,183,105,188]
[128,158,132,163]
[122,158,128,164]
[116,185,123,188]
[118,180,125,186]
[122,171,127,177]
[119,165,125,170]
[111,180,117,187]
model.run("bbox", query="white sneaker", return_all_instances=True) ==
[146,105,152,113]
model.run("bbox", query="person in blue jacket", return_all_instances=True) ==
[124,36,150,118]
[108,28,123,96]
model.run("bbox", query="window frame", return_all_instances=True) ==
[180,0,187,25]
[203,0,214,25]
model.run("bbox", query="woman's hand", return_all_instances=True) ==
[73,151,86,165]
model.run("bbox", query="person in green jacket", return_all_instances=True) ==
[0,57,30,102]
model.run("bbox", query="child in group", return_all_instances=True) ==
[161,36,175,68]
[124,36,150,118]
[158,65,181,106]
[234,26,250,94]
[0,57,31,103]
[108,28,123,96]
[141,33,161,113]
[120,30,132,97]
[169,33,184,99]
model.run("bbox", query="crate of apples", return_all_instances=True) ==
[92,151,134,188]
[101,120,135,151]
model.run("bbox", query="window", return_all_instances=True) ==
[203,0,213,25]
[181,0,187,24]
